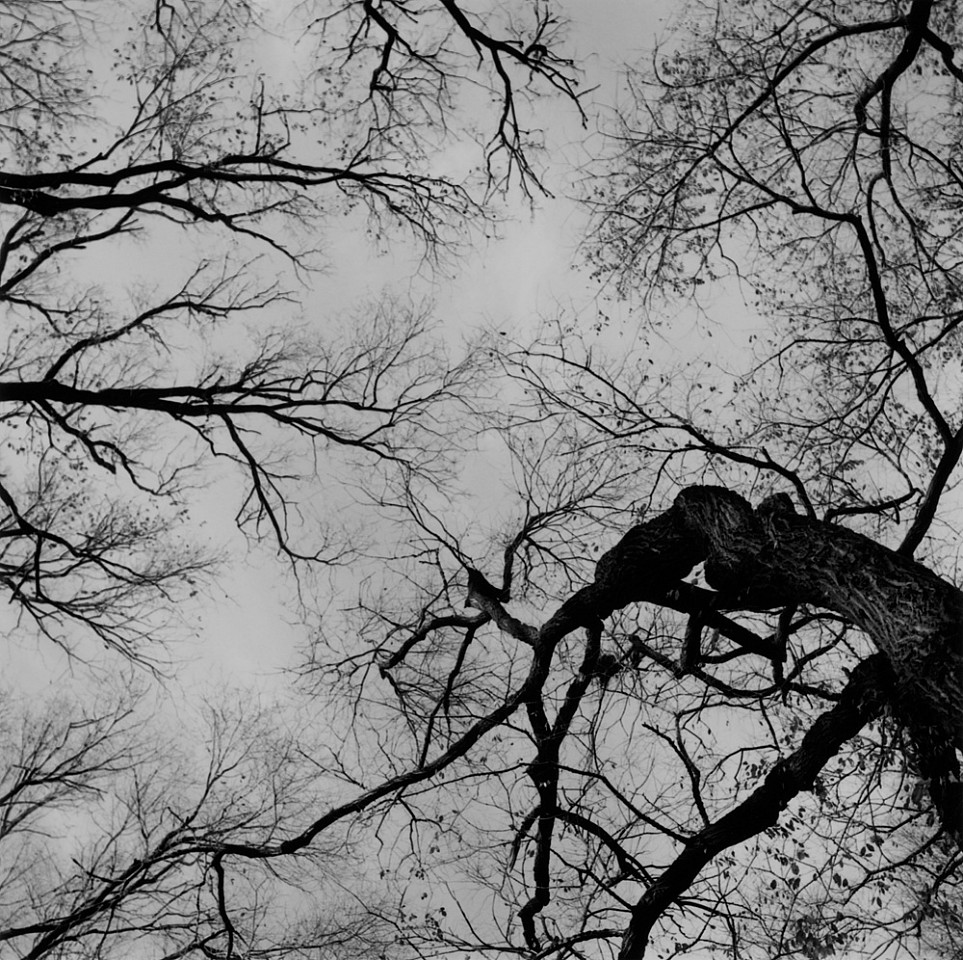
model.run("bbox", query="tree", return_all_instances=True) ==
[0,0,579,660]
[461,0,963,954]
[4,2,963,960]
[0,679,400,960]
[0,0,586,956]
[293,1,963,957]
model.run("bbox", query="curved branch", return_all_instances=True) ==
[617,654,893,959]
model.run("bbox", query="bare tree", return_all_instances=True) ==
[0,1,590,956]
[6,2,963,960]
[0,679,410,959]
[433,0,963,955]
[0,0,582,661]
[274,2,963,958]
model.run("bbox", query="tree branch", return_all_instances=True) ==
[617,654,893,959]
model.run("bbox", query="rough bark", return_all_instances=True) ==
[577,486,963,754]
[542,485,962,957]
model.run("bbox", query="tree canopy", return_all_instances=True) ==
[1,2,961,960]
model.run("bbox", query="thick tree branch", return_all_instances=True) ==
[581,486,962,753]
[617,654,894,960]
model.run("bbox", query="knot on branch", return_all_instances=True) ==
[583,650,623,687]
[526,757,556,788]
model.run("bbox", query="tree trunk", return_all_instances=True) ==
[587,486,962,753]
[555,485,962,958]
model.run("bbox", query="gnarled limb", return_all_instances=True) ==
[534,483,963,959]
[584,486,962,757]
